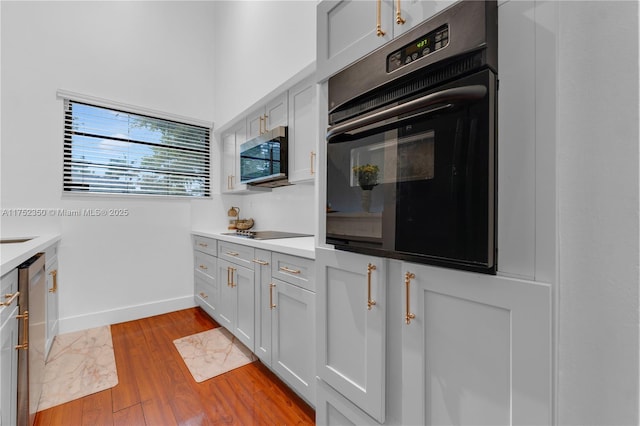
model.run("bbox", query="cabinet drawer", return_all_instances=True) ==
[194,251,216,282]
[193,235,217,256]
[218,241,255,269]
[272,253,315,292]
[195,276,216,318]
[0,269,18,324]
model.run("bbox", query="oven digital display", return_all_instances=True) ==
[387,24,449,72]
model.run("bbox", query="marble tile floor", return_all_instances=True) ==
[173,326,257,383]
[38,325,118,412]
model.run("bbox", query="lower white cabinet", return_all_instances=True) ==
[316,248,386,423]
[44,244,60,357]
[400,262,552,425]
[316,378,379,426]
[0,269,19,426]
[194,238,219,320]
[217,259,255,351]
[254,250,273,365]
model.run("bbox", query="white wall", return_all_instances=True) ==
[192,1,318,235]
[556,1,639,423]
[1,1,216,332]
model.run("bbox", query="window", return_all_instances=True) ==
[63,99,210,197]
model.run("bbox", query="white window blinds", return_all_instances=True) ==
[63,99,210,197]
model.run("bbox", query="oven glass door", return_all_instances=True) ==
[326,69,495,271]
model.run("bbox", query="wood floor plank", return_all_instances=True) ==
[34,307,315,426]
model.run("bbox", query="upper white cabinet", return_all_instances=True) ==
[400,262,552,425]
[246,92,288,140]
[287,76,317,183]
[316,0,455,81]
[221,121,247,193]
[316,248,386,423]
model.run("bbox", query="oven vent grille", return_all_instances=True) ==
[329,51,485,125]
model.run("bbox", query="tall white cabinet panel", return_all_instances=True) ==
[401,263,551,425]
[0,269,19,426]
[316,248,386,423]
[253,250,272,365]
[272,278,316,404]
[288,76,317,183]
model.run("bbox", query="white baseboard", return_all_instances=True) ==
[58,295,197,334]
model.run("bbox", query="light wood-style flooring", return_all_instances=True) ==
[34,307,315,425]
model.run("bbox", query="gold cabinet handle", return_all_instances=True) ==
[15,311,29,350]
[226,251,240,257]
[310,151,316,175]
[1,291,20,307]
[367,263,377,310]
[376,0,386,37]
[259,116,264,135]
[198,242,208,248]
[49,269,58,293]
[227,266,237,288]
[263,114,269,134]
[404,272,416,324]
[252,259,269,266]
[395,0,405,25]
[199,264,208,271]
[269,283,276,309]
[199,292,208,299]
[279,266,301,275]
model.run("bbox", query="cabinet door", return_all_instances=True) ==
[288,76,317,183]
[45,257,59,357]
[272,279,315,404]
[401,263,551,425]
[317,0,392,81]
[246,107,265,141]
[221,122,246,193]
[253,250,273,366]
[265,92,288,130]
[0,306,19,426]
[316,248,386,422]
[218,259,255,351]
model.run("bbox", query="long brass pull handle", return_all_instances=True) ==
[376,0,386,36]
[367,263,377,310]
[226,251,239,257]
[199,264,208,271]
[279,266,301,275]
[404,272,416,324]
[15,311,29,350]
[259,116,264,135]
[395,0,405,24]
[310,151,316,175]
[199,292,208,299]
[252,259,269,266]
[227,175,231,190]
[228,267,237,288]
[49,270,58,293]
[269,283,276,309]
[198,242,208,248]
[263,114,269,133]
[1,291,19,307]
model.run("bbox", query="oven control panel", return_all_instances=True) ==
[387,24,449,73]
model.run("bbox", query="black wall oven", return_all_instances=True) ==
[326,0,498,274]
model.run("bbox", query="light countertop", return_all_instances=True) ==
[1,234,62,276]
[192,229,315,260]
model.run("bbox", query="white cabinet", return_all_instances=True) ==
[400,262,552,425]
[317,0,456,81]
[246,92,288,140]
[316,248,386,423]
[271,276,315,404]
[316,378,379,426]
[0,269,19,426]
[221,121,247,193]
[217,258,255,351]
[287,76,317,183]
[44,244,59,357]
[253,250,272,365]
[193,236,219,320]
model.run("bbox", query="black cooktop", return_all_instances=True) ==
[221,230,312,240]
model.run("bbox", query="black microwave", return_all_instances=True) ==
[240,126,290,188]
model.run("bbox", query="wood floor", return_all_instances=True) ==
[34,307,315,425]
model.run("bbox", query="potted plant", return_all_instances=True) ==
[353,163,379,212]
